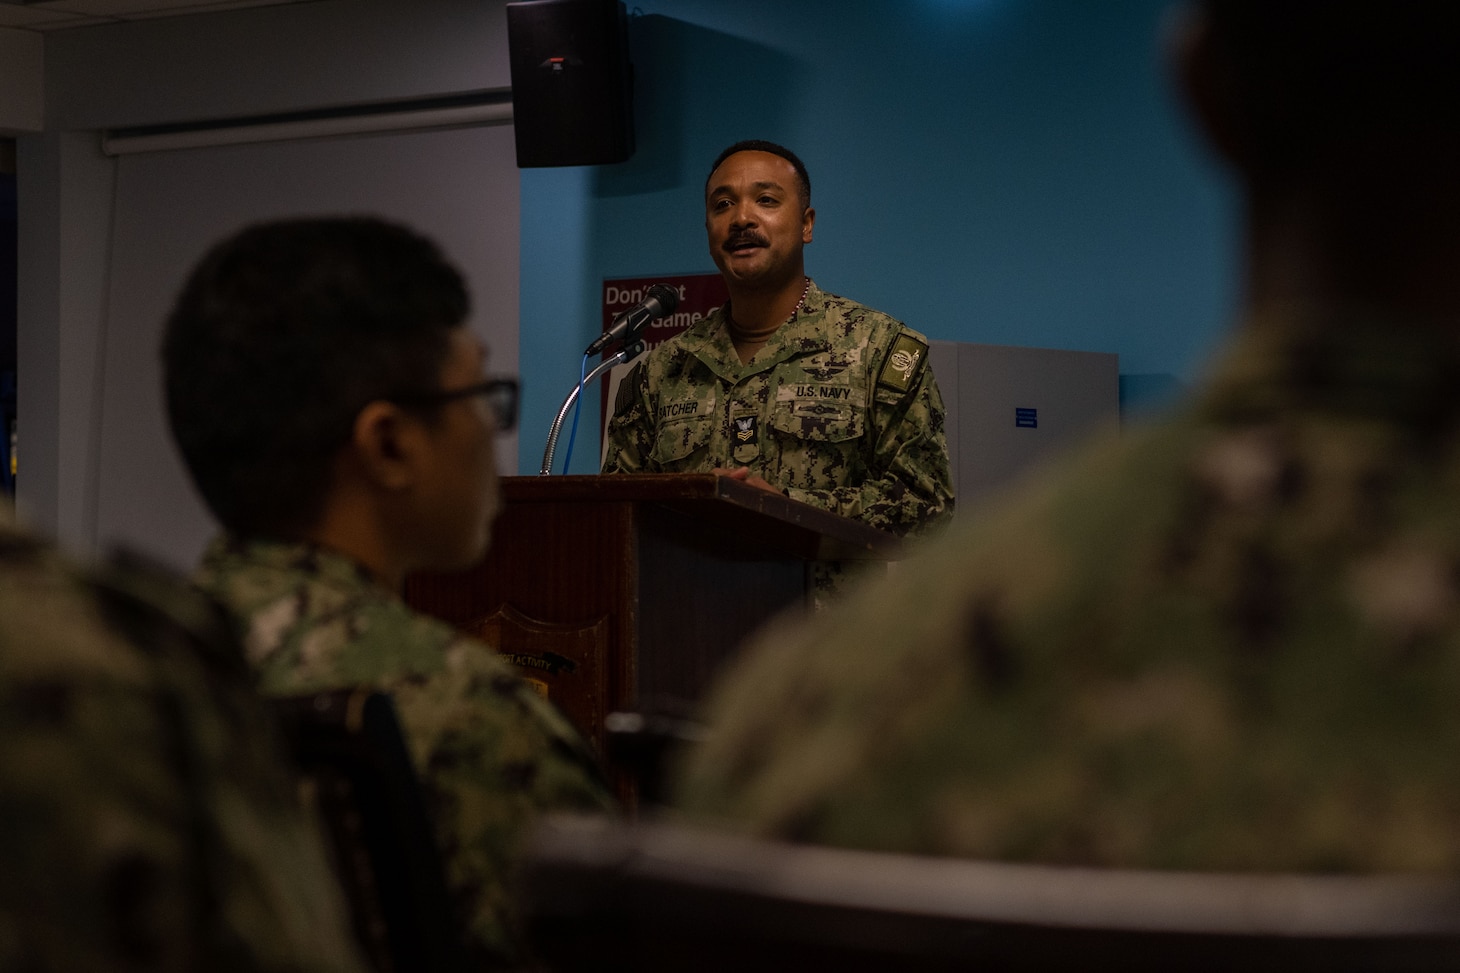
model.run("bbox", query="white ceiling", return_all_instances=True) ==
[0,0,318,31]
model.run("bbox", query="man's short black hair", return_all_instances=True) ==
[162,216,470,539]
[706,139,812,210]
[1198,0,1460,170]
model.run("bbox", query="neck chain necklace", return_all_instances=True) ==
[787,275,812,323]
[727,276,812,346]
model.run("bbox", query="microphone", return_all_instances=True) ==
[585,283,680,356]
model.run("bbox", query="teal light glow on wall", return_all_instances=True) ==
[516,0,1236,475]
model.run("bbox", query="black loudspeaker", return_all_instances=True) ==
[506,0,635,168]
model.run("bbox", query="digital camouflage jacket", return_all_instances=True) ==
[197,537,614,970]
[0,518,363,973]
[676,308,1460,873]
[602,280,954,536]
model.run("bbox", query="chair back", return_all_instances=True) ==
[270,689,467,973]
[520,815,1460,972]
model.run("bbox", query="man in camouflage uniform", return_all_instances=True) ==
[674,0,1460,873]
[0,511,364,972]
[602,140,953,537]
[163,217,614,968]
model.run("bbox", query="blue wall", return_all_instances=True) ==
[519,0,1238,474]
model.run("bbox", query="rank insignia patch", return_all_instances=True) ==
[731,413,760,463]
[877,332,928,394]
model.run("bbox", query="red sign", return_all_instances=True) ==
[597,273,728,457]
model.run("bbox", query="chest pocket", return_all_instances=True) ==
[650,413,717,469]
[770,380,866,444]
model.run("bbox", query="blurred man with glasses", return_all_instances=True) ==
[162,216,612,970]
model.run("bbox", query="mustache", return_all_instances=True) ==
[723,231,769,251]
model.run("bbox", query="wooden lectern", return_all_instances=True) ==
[403,474,901,799]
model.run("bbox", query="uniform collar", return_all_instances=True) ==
[682,279,835,380]
[200,534,381,592]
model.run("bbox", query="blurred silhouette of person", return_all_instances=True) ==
[0,521,364,972]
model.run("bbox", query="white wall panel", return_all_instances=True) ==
[91,122,518,570]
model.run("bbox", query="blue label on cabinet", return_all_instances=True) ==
[1015,407,1038,429]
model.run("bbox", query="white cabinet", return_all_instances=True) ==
[929,341,1119,508]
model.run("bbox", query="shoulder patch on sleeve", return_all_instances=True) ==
[877,331,929,395]
[613,362,644,418]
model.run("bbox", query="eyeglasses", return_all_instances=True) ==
[391,378,519,432]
